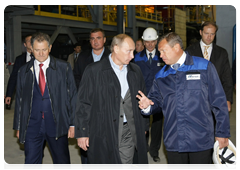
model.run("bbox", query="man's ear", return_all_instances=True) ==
[173,43,181,52]
[49,45,52,52]
[114,45,119,54]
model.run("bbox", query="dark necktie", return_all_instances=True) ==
[149,53,152,64]
[172,63,180,71]
[39,64,45,96]
[75,54,78,62]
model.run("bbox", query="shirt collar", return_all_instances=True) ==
[200,39,212,48]
[34,56,50,69]
[171,51,186,68]
[146,49,156,58]
[109,53,127,71]
[92,47,105,57]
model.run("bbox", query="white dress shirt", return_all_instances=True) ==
[26,52,32,62]
[200,39,213,60]
[146,49,156,60]
[34,56,50,84]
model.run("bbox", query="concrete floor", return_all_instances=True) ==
[4,90,236,167]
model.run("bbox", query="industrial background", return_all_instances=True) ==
[4,5,236,165]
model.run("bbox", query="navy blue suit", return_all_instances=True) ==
[13,56,77,164]
[24,73,70,164]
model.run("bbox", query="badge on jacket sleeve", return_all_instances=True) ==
[186,72,201,80]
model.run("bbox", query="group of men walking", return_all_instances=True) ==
[5,21,232,164]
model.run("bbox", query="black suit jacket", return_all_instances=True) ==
[6,53,27,97]
[185,42,233,103]
[73,47,111,89]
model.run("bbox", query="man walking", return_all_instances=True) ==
[75,34,148,164]
[13,32,77,164]
[137,32,230,164]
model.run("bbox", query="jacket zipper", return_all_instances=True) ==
[46,69,58,140]
[23,70,35,143]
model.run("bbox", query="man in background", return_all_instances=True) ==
[185,21,233,112]
[73,28,111,163]
[5,35,33,109]
[134,27,164,162]
[67,42,81,70]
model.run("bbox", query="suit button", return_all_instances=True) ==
[113,119,116,122]
[42,98,44,101]
[122,101,125,104]
[120,115,123,118]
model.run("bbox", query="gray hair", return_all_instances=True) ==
[110,34,132,52]
[31,32,51,47]
[159,32,184,50]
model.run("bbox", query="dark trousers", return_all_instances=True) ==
[149,113,163,157]
[24,119,70,164]
[167,149,213,164]
[80,149,88,164]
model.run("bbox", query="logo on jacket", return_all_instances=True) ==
[186,74,200,80]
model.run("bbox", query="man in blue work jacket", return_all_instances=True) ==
[137,32,230,164]
[134,27,164,162]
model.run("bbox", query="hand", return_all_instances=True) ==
[215,137,229,149]
[77,137,89,151]
[5,97,11,105]
[136,90,154,109]
[16,130,19,139]
[68,126,75,138]
[227,101,231,112]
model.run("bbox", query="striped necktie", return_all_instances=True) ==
[203,45,210,60]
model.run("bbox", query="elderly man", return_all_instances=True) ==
[75,34,148,164]
[137,32,230,164]
[13,32,77,164]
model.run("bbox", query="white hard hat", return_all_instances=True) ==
[142,27,158,41]
[212,139,236,165]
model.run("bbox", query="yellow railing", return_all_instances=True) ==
[135,5,163,23]
[34,5,92,22]
[34,5,162,25]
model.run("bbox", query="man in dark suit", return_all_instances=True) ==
[185,21,233,111]
[73,28,110,164]
[73,28,111,89]
[5,35,33,108]
[75,34,148,164]
[13,32,77,164]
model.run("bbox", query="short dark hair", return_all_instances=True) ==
[74,42,81,48]
[23,34,32,44]
[90,28,105,37]
[31,32,51,47]
[200,21,218,32]
[136,38,143,44]
[159,32,184,50]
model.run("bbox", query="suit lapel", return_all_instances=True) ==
[197,43,204,58]
[210,43,217,63]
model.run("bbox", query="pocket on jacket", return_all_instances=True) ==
[187,80,202,90]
